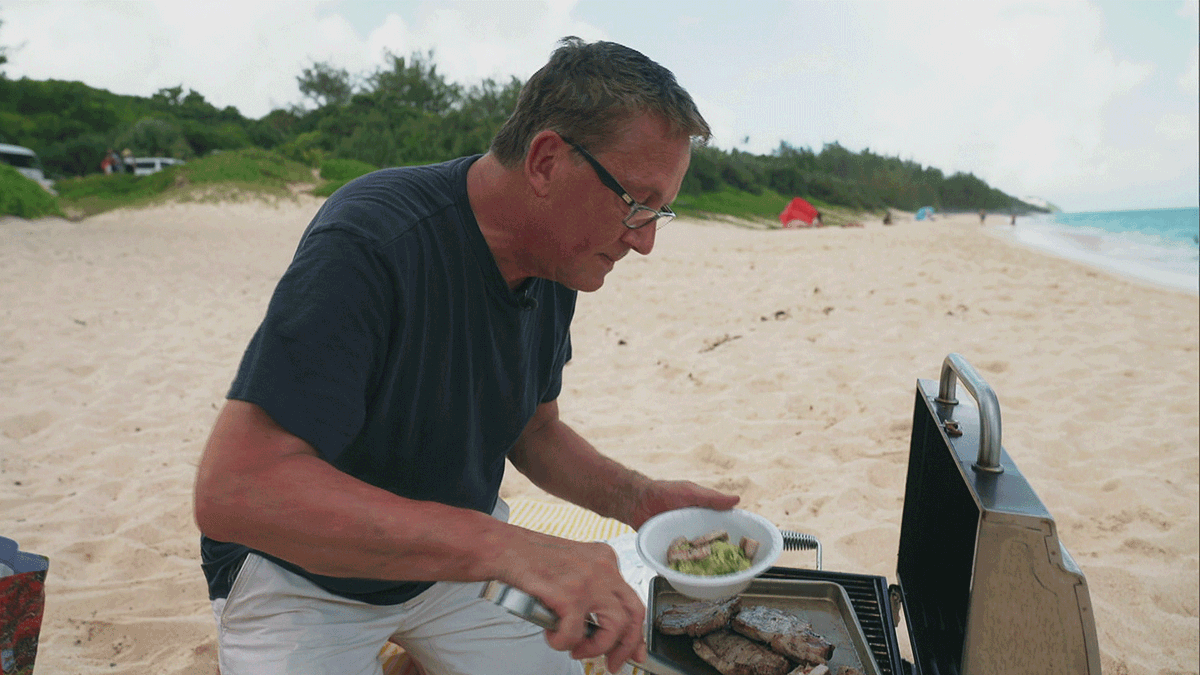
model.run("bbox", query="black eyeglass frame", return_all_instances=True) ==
[560,136,676,230]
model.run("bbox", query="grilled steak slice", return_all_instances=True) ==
[693,529,731,546]
[787,662,835,672]
[786,665,831,675]
[740,536,760,560]
[693,629,791,675]
[655,596,741,636]
[731,605,812,643]
[769,627,835,665]
[667,538,713,564]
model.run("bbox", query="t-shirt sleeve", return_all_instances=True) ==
[539,332,569,404]
[229,229,393,462]
[538,286,575,404]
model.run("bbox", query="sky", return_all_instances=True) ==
[1,0,1197,213]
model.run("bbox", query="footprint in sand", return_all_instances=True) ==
[693,443,735,469]
[714,476,751,494]
[980,360,1009,374]
[1,410,57,440]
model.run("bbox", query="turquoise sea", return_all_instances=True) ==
[1004,207,1200,295]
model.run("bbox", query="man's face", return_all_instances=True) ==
[546,114,692,292]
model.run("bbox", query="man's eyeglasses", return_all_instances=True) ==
[561,136,676,230]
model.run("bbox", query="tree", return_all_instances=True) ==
[297,61,354,108]
[152,85,186,108]
[115,117,192,158]
[366,50,460,114]
[0,18,9,75]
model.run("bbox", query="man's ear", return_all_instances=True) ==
[525,130,568,198]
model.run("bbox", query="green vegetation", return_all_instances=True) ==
[312,157,379,197]
[674,186,864,228]
[180,148,312,188]
[675,186,792,223]
[0,163,63,219]
[682,142,1026,215]
[0,46,1042,220]
[52,149,314,218]
[319,157,379,182]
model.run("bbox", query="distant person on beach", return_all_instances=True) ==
[1011,213,1017,226]
[883,210,893,225]
[192,37,737,675]
[979,209,987,225]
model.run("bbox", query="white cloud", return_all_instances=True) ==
[1156,112,1197,141]
[1,0,1195,209]
[1181,44,1199,96]
[822,1,1160,206]
[1,0,600,118]
[358,1,603,90]
[4,1,368,116]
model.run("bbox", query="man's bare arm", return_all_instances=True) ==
[193,399,649,670]
[507,400,740,531]
[194,400,528,582]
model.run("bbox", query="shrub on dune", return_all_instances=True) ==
[0,164,63,219]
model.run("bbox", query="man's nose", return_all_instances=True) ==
[621,223,656,256]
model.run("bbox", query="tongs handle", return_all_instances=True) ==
[479,581,684,675]
[480,580,597,636]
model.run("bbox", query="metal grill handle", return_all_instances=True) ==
[781,530,822,570]
[935,352,1003,473]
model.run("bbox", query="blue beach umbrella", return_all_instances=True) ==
[916,206,935,221]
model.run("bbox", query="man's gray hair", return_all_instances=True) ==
[490,37,711,167]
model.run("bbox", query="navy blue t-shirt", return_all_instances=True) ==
[200,155,576,605]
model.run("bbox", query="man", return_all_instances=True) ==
[193,37,738,675]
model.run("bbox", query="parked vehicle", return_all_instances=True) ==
[132,156,185,176]
[0,143,56,194]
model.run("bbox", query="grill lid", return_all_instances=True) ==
[895,354,1101,675]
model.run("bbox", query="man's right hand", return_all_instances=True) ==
[495,533,647,673]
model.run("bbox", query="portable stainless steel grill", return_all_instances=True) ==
[489,353,1102,675]
[642,353,1101,675]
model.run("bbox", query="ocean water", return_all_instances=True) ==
[1003,207,1200,295]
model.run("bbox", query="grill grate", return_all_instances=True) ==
[761,566,905,675]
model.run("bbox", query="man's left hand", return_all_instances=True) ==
[627,479,740,530]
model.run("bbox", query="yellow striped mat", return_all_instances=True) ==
[380,498,644,675]
[506,496,636,541]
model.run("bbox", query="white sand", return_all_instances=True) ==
[1,200,1196,674]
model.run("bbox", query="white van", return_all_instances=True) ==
[0,143,56,194]
[132,156,185,176]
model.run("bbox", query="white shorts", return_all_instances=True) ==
[210,500,584,675]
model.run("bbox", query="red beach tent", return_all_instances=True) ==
[779,197,819,227]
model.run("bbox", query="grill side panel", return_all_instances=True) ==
[899,376,1101,675]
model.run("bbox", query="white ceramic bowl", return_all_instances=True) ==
[636,507,783,600]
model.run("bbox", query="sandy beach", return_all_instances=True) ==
[1,198,1196,674]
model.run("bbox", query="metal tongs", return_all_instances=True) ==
[480,581,685,675]
[480,580,600,636]
[479,527,821,674]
